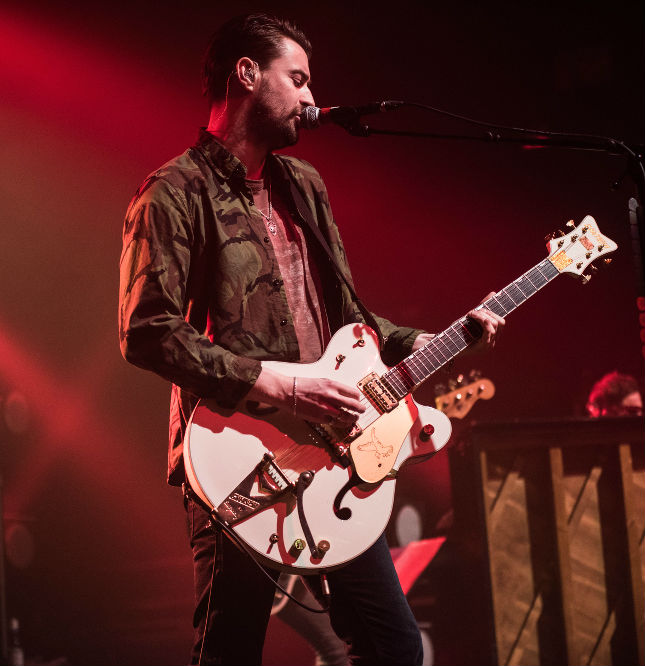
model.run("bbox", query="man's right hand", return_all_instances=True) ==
[246,367,365,426]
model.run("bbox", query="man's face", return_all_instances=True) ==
[250,37,314,150]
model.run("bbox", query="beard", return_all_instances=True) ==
[249,82,299,150]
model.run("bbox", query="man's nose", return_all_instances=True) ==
[301,87,315,108]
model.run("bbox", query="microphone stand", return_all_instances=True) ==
[340,116,645,343]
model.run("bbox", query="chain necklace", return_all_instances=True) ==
[257,178,276,235]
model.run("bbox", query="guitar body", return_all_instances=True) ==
[184,323,451,573]
[184,214,619,573]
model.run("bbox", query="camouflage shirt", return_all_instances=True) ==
[119,129,424,485]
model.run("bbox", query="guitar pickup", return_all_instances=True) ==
[357,372,398,414]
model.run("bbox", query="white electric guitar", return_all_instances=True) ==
[184,216,617,573]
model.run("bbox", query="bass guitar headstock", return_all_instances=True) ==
[435,373,495,419]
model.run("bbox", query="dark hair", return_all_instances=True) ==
[202,13,312,102]
[586,371,640,416]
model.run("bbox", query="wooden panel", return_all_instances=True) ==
[446,416,645,666]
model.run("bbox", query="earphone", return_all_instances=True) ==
[244,60,259,83]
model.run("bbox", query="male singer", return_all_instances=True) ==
[119,13,504,665]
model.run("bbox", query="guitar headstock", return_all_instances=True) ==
[435,377,495,419]
[546,215,617,282]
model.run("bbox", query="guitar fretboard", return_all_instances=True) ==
[383,258,560,399]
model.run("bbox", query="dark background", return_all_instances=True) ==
[0,1,643,664]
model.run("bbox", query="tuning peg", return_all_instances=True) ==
[456,373,465,386]
[603,258,612,265]
[448,378,457,390]
[590,265,598,274]
[581,274,591,285]
[557,230,566,237]
[544,232,556,242]
[565,220,575,229]
[468,369,482,381]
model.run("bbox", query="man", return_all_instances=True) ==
[586,371,643,417]
[119,13,504,665]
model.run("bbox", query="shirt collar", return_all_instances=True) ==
[195,128,283,183]
[194,128,248,180]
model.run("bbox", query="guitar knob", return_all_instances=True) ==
[419,424,435,442]
[291,539,306,551]
[317,540,330,553]
[269,533,279,544]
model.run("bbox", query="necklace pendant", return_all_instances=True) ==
[267,220,277,235]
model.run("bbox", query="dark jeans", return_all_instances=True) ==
[186,498,423,666]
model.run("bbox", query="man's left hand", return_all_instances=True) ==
[411,291,505,354]
[466,292,505,351]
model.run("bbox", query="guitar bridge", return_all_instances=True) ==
[215,453,293,525]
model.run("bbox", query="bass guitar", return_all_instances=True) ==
[184,215,616,572]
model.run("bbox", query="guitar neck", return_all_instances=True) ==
[383,257,560,398]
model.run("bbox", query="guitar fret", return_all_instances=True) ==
[487,295,507,318]
[402,360,424,385]
[386,258,561,397]
[515,275,535,297]
[505,283,524,306]
[383,369,409,399]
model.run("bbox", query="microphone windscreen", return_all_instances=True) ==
[300,106,320,130]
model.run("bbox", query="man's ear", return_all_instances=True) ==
[236,57,258,91]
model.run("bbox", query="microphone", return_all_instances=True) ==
[299,101,405,130]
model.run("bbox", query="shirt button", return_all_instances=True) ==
[249,200,254,206]
[263,236,270,243]
[272,278,282,287]
[280,319,288,326]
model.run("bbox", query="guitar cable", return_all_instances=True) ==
[185,484,332,618]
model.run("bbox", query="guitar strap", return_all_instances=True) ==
[277,161,385,350]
